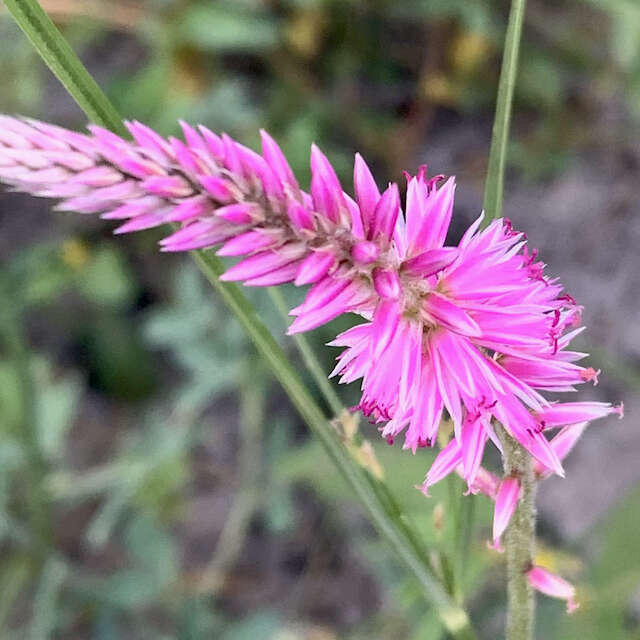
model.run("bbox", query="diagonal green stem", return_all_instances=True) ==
[3,0,126,136]
[5,1,478,636]
[483,0,527,221]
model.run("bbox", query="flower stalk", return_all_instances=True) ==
[500,427,536,640]
[483,0,527,221]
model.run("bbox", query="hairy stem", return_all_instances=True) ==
[501,428,536,640]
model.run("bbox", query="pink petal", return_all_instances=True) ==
[261,130,299,191]
[527,567,579,613]
[422,438,462,495]
[310,144,344,223]
[491,476,520,551]
[423,293,481,338]
[353,153,380,233]
[295,250,336,286]
[369,183,400,242]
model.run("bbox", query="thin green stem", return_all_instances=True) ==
[483,0,527,221]
[499,427,536,640]
[267,287,344,417]
[3,0,127,136]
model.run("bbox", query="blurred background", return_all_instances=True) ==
[0,0,638,638]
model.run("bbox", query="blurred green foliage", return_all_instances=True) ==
[1,0,640,638]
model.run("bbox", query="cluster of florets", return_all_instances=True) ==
[0,116,622,609]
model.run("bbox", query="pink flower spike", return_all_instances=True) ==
[491,476,520,551]
[0,114,620,531]
[527,566,579,613]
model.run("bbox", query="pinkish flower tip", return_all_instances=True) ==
[491,476,520,551]
[527,566,580,614]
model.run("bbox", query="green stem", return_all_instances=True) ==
[3,0,127,136]
[500,428,536,640]
[483,0,527,221]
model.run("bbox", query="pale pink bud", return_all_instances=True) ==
[372,268,402,300]
[261,129,299,191]
[295,250,336,286]
[353,153,380,231]
[351,240,380,264]
[310,144,345,223]
[369,183,400,242]
[142,175,193,199]
[216,203,261,225]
